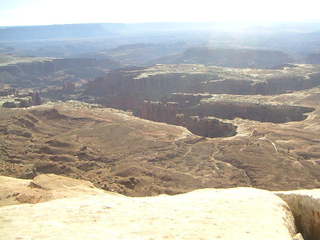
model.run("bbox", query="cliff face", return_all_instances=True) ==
[134,93,314,137]
[85,64,320,111]
[184,116,237,138]
[256,73,320,95]
[203,75,320,95]
[139,101,180,124]
[188,101,315,123]
[90,64,318,102]
[85,70,213,100]
[138,100,237,137]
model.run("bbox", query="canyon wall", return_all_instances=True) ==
[134,94,314,137]
[85,65,320,107]
[204,75,320,95]
[137,100,237,137]
[189,101,315,123]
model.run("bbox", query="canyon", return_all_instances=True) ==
[1,62,320,196]
[1,22,320,240]
[1,92,320,197]
[84,64,320,138]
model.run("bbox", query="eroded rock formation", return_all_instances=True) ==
[2,91,42,108]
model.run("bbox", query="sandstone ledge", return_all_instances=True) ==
[0,174,298,240]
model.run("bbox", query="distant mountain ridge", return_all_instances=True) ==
[150,47,293,68]
[1,22,320,42]
[0,23,126,41]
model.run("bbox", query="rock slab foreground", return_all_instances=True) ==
[1,174,318,240]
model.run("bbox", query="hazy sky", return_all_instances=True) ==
[1,0,320,26]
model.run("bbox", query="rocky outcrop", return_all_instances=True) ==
[0,174,298,240]
[277,190,320,240]
[2,91,42,108]
[0,87,16,96]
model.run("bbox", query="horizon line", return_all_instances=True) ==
[2,20,320,28]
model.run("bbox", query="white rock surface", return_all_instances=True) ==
[0,175,297,240]
[293,233,305,240]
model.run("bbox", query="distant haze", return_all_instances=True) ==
[1,0,320,26]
